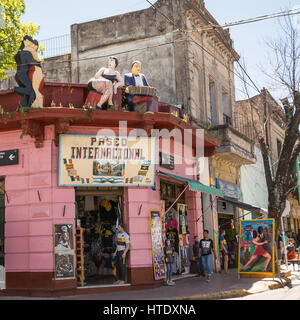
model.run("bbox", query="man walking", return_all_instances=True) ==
[193,236,204,277]
[200,230,217,282]
[113,224,130,285]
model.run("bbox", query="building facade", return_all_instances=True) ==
[235,89,286,220]
[0,79,223,296]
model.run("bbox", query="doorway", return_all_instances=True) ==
[218,211,238,269]
[75,188,123,287]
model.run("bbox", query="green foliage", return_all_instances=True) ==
[0,0,40,79]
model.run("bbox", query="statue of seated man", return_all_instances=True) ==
[14,35,45,109]
[124,61,155,112]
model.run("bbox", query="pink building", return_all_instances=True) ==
[0,83,221,296]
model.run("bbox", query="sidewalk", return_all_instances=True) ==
[0,267,297,300]
[73,269,297,301]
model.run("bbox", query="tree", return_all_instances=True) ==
[0,0,39,79]
[237,15,300,273]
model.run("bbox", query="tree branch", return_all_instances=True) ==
[259,137,273,193]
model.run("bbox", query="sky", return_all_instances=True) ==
[21,0,300,101]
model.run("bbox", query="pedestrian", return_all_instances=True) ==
[200,230,217,282]
[281,231,289,264]
[287,231,295,246]
[219,229,229,274]
[113,224,130,285]
[192,236,204,277]
[291,232,297,247]
[164,239,175,286]
[277,233,283,264]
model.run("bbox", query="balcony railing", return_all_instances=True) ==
[39,34,71,59]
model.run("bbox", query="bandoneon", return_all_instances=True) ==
[127,86,157,97]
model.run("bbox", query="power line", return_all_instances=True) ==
[221,7,300,29]
[182,7,300,32]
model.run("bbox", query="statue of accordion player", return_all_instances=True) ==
[124,61,157,112]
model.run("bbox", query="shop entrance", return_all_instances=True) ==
[160,180,190,275]
[0,178,5,290]
[218,200,238,268]
[75,187,123,287]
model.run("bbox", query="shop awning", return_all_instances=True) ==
[158,171,224,197]
[219,197,267,214]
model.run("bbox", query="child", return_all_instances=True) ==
[164,239,175,286]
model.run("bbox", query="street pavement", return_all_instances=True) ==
[0,268,297,300]
[227,278,300,300]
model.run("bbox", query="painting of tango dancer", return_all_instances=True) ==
[238,219,275,276]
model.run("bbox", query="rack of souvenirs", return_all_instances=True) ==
[76,196,119,278]
[163,202,190,275]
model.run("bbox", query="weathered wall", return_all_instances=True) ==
[42,54,72,83]
[240,146,268,219]
[186,12,236,127]
[71,0,188,105]
[76,33,178,104]
[70,0,238,120]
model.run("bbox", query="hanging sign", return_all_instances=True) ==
[150,210,166,280]
[238,219,275,278]
[160,152,174,170]
[58,135,156,187]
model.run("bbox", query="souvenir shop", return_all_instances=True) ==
[75,187,123,286]
[160,180,190,275]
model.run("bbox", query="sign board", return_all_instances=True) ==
[217,200,234,214]
[58,135,156,187]
[159,152,174,170]
[238,219,275,278]
[54,224,75,280]
[150,210,166,280]
[216,179,241,199]
[0,150,18,166]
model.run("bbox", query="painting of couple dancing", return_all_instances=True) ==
[238,219,275,274]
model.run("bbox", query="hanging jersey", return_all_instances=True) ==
[117,232,130,251]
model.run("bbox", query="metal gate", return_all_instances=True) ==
[0,194,5,290]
